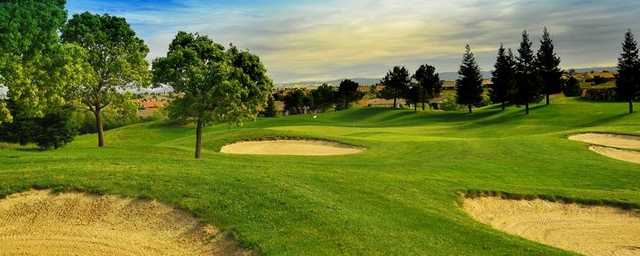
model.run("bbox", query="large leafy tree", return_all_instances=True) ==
[336,79,363,110]
[381,66,411,108]
[0,0,86,123]
[456,45,484,113]
[536,27,563,105]
[490,44,516,110]
[153,32,272,159]
[616,30,640,114]
[413,64,441,110]
[514,31,542,115]
[61,12,150,147]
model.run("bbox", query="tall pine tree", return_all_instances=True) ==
[413,64,441,110]
[536,27,563,105]
[616,30,640,114]
[490,44,516,110]
[456,45,484,113]
[514,31,542,115]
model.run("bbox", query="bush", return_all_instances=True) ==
[563,76,581,97]
[34,108,77,150]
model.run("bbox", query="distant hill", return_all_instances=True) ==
[277,67,617,88]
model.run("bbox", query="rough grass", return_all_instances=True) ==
[0,95,639,255]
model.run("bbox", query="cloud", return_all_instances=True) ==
[68,0,640,82]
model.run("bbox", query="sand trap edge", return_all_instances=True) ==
[220,137,365,156]
[568,132,640,164]
[0,189,255,256]
[460,192,640,256]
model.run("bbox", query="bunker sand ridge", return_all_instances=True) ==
[569,133,640,164]
[220,139,363,156]
[463,197,640,256]
[0,190,252,256]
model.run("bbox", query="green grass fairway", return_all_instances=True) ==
[1,95,639,255]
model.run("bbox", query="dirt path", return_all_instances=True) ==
[0,190,252,256]
[220,140,363,156]
[463,197,640,256]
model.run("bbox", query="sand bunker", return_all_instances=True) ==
[569,133,640,150]
[0,190,251,256]
[463,197,640,256]
[569,133,640,164]
[220,140,363,156]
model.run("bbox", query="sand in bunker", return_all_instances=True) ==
[0,190,252,256]
[569,133,640,150]
[463,197,640,256]
[589,145,640,164]
[220,140,363,156]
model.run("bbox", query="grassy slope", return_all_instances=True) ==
[1,95,639,255]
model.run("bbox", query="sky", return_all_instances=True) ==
[67,0,640,83]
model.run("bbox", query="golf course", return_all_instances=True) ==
[1,95,639,255]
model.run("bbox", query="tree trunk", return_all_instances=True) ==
[546,94,550,105]
[393,96,397,109]
[525,103,530,115]
[468,104,472,113]
[629,98,634,114]
[414,103,417,112]
[94,108,105,147]
[422,100,425,111]
[195,118,204,159]
[501,101,506,111]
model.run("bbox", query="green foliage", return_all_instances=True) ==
[152,32,272,158]
[405,84,421,111]
[537,27,563,104]
[616,30,640,113]
[490,44,516,109]
[262,96,278,117]
[336,79,363,110]
[0,0,90,123]
[413,64,442,110]
[311,84,335,112]
[33,107,77,150]
[62,12,150,146]
[381,66,411,108]
[514,31,543,114]
[563,75,581,97]
[283,89,309,115]
[456,45,484,113]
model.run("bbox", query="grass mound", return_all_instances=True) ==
[0,190,251,256]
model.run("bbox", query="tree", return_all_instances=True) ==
[283,89,308,114]
[34,106,77,150]
[456,45,484,113]
[536,27,563,105]
[381,66,411,108]
[311,84,335,112]
[336,79,363,110]
[514,31,542,115]
[563,74,581,97]
[263,96,278,117]
[413,64,442,110]
[405,84,421,112]
[490,44,516,110]
[62,12,150,147]
[0,0,86,124]
[616,30,640,114]
[153,32,272,159]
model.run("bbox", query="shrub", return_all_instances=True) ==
[34,108,77,150]
[563,76,581,97]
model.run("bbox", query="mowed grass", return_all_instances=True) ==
[1,95,640,255]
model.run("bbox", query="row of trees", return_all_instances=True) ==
[457,28,562,114]
[277,79,364,116]
[0,1,273,158]
[380,65,442,110]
